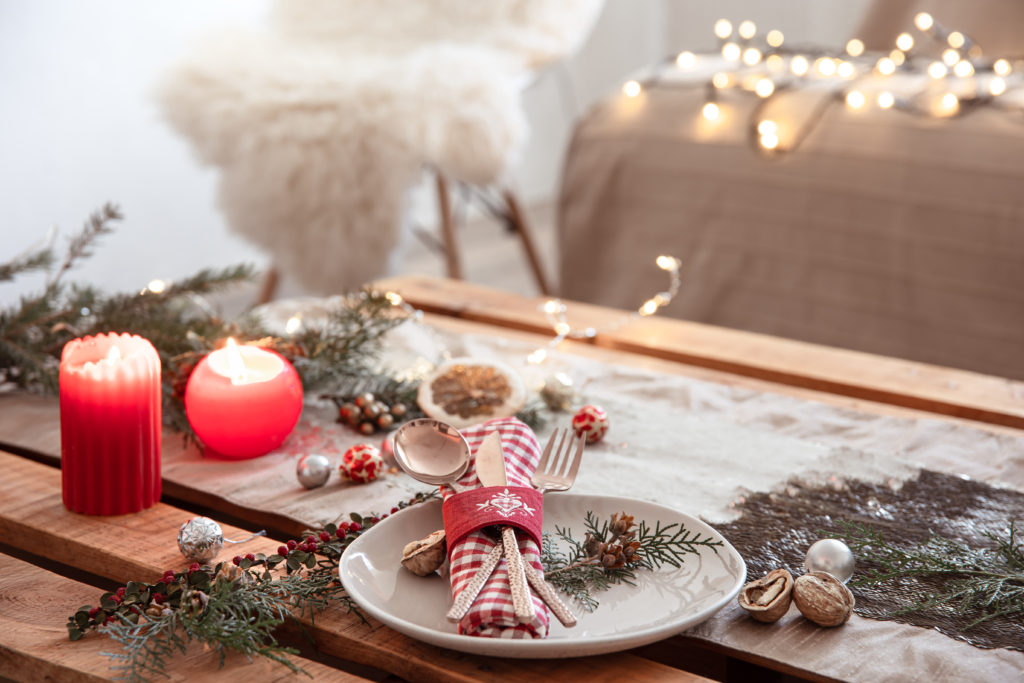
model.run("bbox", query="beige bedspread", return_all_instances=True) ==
[558,59,1024,380]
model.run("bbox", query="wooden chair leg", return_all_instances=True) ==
[435,173,463,280]
[502,190,552,296]
[258,266,280,304]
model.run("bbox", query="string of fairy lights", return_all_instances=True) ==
[620,13,1021,156]
[279,255,682,367]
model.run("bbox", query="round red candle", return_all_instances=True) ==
[184,339,303,459]
[60,333,162,515]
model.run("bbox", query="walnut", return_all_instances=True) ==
[738,568,794,623]
[401,530,447,576]
[793,571,855,627]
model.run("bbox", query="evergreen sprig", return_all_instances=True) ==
[1,206,412,445]
[834,519,1024,628]
[69,491,439,682]
[541,511,723,611]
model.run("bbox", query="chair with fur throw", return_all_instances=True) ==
[159,0,603,299]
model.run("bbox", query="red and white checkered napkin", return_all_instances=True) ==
[442,417,549,638]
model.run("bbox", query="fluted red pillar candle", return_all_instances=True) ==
[183,339,303,459]
[60,333,162,515]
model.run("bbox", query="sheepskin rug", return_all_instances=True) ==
[158,0,602,294]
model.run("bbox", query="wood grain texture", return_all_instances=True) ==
[0,553,366,682]
[373,275,1024,429]
[0,451,708,683]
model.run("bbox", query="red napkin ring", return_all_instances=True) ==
[442,485,543,560]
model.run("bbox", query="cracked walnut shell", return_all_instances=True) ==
[793,571,855,627]
[738,568,793,623]
[401,530,447,576]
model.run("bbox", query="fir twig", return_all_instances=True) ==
[834,519,1024,628]
[541,511,723,611]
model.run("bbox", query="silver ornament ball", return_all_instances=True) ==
[540,373,575,412]
[177,516,224,563]
[804,538,855,583]
[297,453,332,489]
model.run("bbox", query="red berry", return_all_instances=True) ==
[287,539,298,550]
[339,522,350,531]
[232,556,242,566]
[278,545,289,556]
[115,587,126,599]
[110,594,122,605]
[152,594,165,605]
[336,528,347,539]
[369,516,380,524]
[350,522,363,532]
[390,507,399,514]
[188,563,201,573]
[130,606,141,615]
[88,606,100,618]
[245,553,256,562]
[305,536,316,545]
[104,615,116,625]
[319,531,331,542]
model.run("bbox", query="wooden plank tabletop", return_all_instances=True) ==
[374,276,1024,430]
[3,276,1021,682]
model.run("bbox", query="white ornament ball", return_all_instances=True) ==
[572,404,609,443]
[805,539,855,583]
[296,454,332,489]
[341,444,384,483]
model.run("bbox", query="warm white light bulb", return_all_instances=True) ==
[954,60,974,77]
[623,80,641,97]
[915,12,934,31]
[757,119,777,136]
[948,31,965,49]
[543,299,561,314]
[791,55,809,76]
[754,78,775,97]
[702,101,720,121]
[889,50,906,66]
[285,315,302,335]
[928,61,948,79]
[527,348,548,364]
[639,299,659,316]
[877,91,895,109]
[941,92,959,112]
[738,20,757,40]
[846,39,865,57]
[712,72,731,88]
[147,279,166,294]
[676,51,695,69]
[994,58,1012,76]
[845,90,866,109]
[895,32,914,52]
[760,133,779,150]
[837,61,855,78]
[877,57,896,75]
[816,58,837,77]
[714,19,733,39]
[766,54,785,71]
[989,76,1007,96]
[743,47,762,66]
[554,321,571,336]
[722,42,741,61]
[766,30,784,48]
[656,255,679,270]
[942,49,960,66]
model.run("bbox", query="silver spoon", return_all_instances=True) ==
[392,418,471,492]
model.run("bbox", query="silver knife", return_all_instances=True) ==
[475,432,536,623]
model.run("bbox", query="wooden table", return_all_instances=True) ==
[1,275,1021,682]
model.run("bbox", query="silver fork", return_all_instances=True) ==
[531,428,586,493]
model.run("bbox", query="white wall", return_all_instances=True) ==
[0,1,869,304]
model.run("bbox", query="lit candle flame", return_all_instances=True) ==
[224,338,247,384]
[106,346,122,363]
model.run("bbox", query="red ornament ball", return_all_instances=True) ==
[572,404,609,443]
[340,444,384,483]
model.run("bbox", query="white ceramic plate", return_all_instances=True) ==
[339,494,746,657]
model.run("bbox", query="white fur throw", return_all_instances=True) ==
[158,1,602,294]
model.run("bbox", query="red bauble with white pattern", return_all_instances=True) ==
[571,404,609,443]
[340,444,384,483]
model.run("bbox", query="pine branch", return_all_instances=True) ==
[49,203,121,289]
[0,247,53,283]
[834,519,1024,628]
